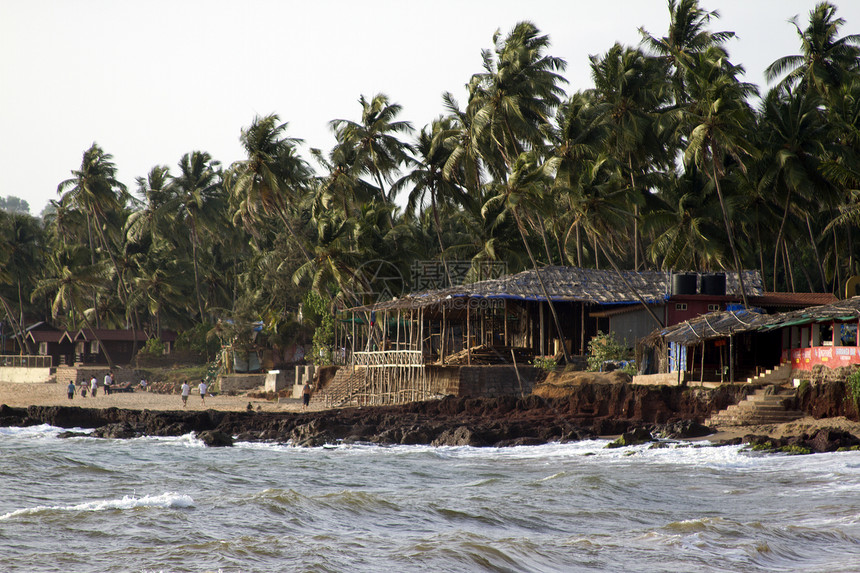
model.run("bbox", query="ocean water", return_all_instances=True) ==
[1,426,860,573]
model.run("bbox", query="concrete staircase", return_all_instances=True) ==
[705,385,804,427]
[312,367,369,408]
[744,363,792,385]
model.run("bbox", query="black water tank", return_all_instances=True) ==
[700,272,727,296]
[672,272,697,295]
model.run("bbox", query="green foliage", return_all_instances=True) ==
[304,291,334,365]
[847,369,860,409]
[176,322,219,357]
[532,356,558,371]
[138,338,165,358]
[796,379,811,398]
[586,331,632,372]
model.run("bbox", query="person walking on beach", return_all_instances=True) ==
[103,371,112,396]
[198,380,208,406]
[67,380,75,400]
[302,382,311,409]
[181,381,190,407]
[90,375,98,397]
[80,381,87,398]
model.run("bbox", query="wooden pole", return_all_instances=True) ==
[466,301,471,366]
[511,349,525,398]
[504,299,509,347]
[441,304,447,364]
[539,302,545,356]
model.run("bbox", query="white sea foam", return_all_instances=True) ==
[0,492,194,521]
[0,423,93,439]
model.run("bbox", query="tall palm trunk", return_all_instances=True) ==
[430,188,453,287]
[190,221,205,320]
[711,159,749,309]
[512,207,571,364]
[0,294,33,354]
[772,191,792,291]
[85,215,100,328]
[805,213,827,292]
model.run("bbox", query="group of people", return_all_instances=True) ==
[180,380,208,407]
[66,371,113,400]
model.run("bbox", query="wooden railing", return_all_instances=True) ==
[353,350,423,367]
[0,355,52,368]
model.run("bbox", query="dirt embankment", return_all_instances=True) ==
[2,376,858,449]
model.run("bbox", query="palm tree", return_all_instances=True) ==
[329,93,414,203]
[57,143,131,324]
[640,0,735,104]
[765,2,860,97]
[397,118,472,287]
[682,48,758,307]
[31,246,115,368]
[589,43,670,268]
[483,150,571,363]
[165,151,224,320]
[228,114,314,262]
[467,21,567,180]
[644,167,729,270]
[756,86,831,291]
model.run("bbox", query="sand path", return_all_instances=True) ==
[0,382,317,413]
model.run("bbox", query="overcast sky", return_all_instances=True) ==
[2,0,858,217]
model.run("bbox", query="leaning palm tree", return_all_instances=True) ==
[682,48,758,307]
[31,247,115,369]
[483,150,572,364]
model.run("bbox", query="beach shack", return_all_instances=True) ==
[639,296,860,384]
[326,266,763,406]
[26,323,75,367]
[71,328,177,365]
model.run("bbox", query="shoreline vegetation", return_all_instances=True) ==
[2,381,859,453]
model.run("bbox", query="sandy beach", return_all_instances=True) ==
[0,382,316,413]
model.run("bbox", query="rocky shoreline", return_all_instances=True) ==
[2,381,859,453]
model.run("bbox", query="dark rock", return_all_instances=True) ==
[656,420,712,439]
[198,430,234,447]
[92,423,139,439]
[606,427,653,448]
[807,428,860,453]
[431,426,489,447]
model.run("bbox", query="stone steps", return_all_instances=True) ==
[705,385,804,427]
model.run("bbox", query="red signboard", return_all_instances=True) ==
[788,346,860,370]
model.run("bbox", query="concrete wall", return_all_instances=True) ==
[219,374,265,394]
[456,365,540,397]
[0,367,52,383]
[264,370,291,393]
